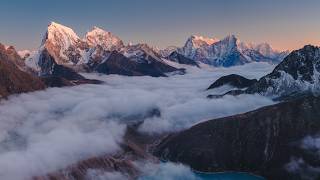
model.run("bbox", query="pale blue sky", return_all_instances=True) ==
[0,0,319,50]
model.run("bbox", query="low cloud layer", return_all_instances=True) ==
[0,62,275,179]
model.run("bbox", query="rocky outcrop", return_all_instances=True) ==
[246,45,320,99]
[38,49,84,79]
[0,43,46,97]
[95,51,182,77]
[154,95,320,180]
[38,49,103,86]
[207,74,257,90]
[167,51,199,67]
[41,76,74,87]
[34,125,160,180]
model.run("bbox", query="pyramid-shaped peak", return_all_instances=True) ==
[44,21,80,45]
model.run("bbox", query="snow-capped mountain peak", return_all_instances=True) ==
[43,21,80,47]
[187,35,218,47]
[174,34,289,67]
[40,21,87,65]
[246,45,320,99]
[180,35,218,60]
[85,26,124,51]
[218,34,238,51]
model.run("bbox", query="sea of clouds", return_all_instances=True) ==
[0,62,275,179]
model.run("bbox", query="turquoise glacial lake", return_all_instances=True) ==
[196,172,265,180]
[138,163,265,180]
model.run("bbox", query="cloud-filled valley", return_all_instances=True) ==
[0,62,275,179]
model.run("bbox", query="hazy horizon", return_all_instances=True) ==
[0,0,319,51]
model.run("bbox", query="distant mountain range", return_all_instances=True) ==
[161,34,289,67]
[1,22,320,180]
[18,22,289,78]
[0,21,292,97]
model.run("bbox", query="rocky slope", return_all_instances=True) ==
[207,45,320,101]
[34,125,161,180]
[36,48,84,80]
[246,45,320,99]
[154,95,320,180]
[167,51,199,67]
[0,43,46,97]
[95,51,179,77]
[37,49,103,86]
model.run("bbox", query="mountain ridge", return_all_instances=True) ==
[25,22,182,77]
[22,22,290,73]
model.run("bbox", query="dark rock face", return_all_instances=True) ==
[168,51,199,67]
[95,51,182,77]
[51,64,86,81]
[38,49,104,86]
[0,43,46,97]
[212,49,250,67]
[42,75,103,88]
[207,74,257,90]
[38,49,85,80]
[154,95,320,180]
[41,76,74,87]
